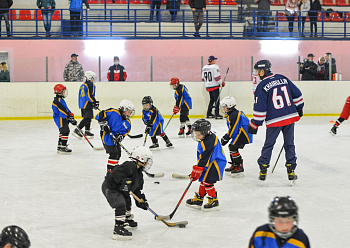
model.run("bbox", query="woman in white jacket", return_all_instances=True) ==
[299,0,310,36]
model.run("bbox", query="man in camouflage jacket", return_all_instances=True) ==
[63,53,85,82]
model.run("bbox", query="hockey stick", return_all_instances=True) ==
[172,173,190,179]
[130,192,188,228]
[128,134,143,139]
[143,133,148,147]
[116,138,164,178]
[163,113,175,132]
[76,127,104,151]
[215,67,230,108]
[272,146,284,173]
[158,179,194,220]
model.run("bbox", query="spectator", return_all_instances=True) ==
[324,52,337,80]
[299,0,310,37]
[150,0,161,21]
[255,0,273,36]
[36,0,56,37]
[69,0,90,37]
[0,225,31,248]
[309,0,321,37]
[299,53,317,80]
[285,0,299,36]
[189,0,206,37]
[166,0,181,21]
[107,56,127,81]
[63,53,85,82]
[0,0,13,37]
[0,62,10,82]
[315,56,325,80]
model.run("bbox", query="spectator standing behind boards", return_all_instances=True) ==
[0,62,10,82]
[324,52,337,80]
[315,56,325,80]
[149,0,161,21]
[107,56,127,81]
[299,53,317,80]
[0,0,13,37]
[0,225,31,248]
[189,0,206,37]
[63,53,85,82]
[309,0,321,37]
[285,0,299,36]
[69,0,90,37]
[255,0,274,36]
[166,0,180,21]
[36,0,56,37]
[299,0,310,37]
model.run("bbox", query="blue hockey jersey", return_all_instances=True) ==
[223,109,253,146]
[142,105,164,137]
[197,133,227,183]
[174,84,192,110]
[52,96,72,129]
[253,73,304,128]
[249,224,310,248]
[95,108,131,146]
[78,81,96,110]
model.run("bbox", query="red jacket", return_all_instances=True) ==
[107,64,127,81]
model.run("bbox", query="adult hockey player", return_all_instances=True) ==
[96,100,135,172]
[330,96,350,135]
[249,196,310,248]
[170,77,193,137]
[220,96,252,176]
[248,60,304,182]
[201,55,225,119]
[73,71,99,139]
[52,84,77,154]
[102,146,153,240]
[0,225,31,248]
[142,96,173,149]
[186,119,226,211]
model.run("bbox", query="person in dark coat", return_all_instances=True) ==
[107,56,127,82]
[69,0,90,37]
[150,0,162,21]
[166,0,181,21]
[299,53,317,80]
[189,0,206,37]
[324,52,337,80]
[308,0,321,37]
[0,0,13,37]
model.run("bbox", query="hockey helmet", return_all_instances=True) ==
[191,119,211,141]
[0,226,31,248]
[268,196,299,239]
[85,71,96,81]
[54,84,68,98]
[131,146,153,171]
[142,96,153,105]
[220,96,236,113]
[170,77,180,89]
[120,100,135,118]
[254,60,271,78]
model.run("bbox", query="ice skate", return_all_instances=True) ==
[149,143,159,150]
[72,128,83,139]
[286,164,298,185]
[113,222,132,240]
[84,129,94,139]
[185,192,203,209]
[178,127,185,137]
[125,218,138,230]
[185,126,192,136]
[166,140,174,148]
[203,194,219,211]
[57,145,72,154]
[206,113,215,119]
[230,165,245,178]
[215,114,223,120]
[224,163,235,173]
[330,125,337,136]
[259,164,268,182]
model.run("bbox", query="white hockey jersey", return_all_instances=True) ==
[201,64,223,91]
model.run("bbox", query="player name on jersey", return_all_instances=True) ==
[263,78,288,92]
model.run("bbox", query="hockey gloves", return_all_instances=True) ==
[135,194,149,210]
[298,109,303,118]
[173,106,180,115]
[99,121,111,134]
[221,136,229,146]
[93,101,100,110]
[222,82,225,87]
[190,165,204,181]
[67,115,77,126]
[248,119,258,134]
[145,125,152,134]
[112,134,124,144]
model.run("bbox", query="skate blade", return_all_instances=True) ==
[85,136,94,139]
[71,133,83,140]
[57,151,72,155]
[329,130,336,136]
[167,146,174,149]
[229,172,245,178]
[178,134,185,138]
[125,226,138,230]
[112,234,132,240]
[185,204,202,210]
[203,206,220,212]
[149,147,160,151]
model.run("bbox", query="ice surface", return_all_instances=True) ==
[0,117,349,247]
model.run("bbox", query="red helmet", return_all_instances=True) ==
[170,77,180,87]
[54,84,68,98]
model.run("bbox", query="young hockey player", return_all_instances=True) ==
[52,84,77,154]
[170,77,193,137]
[249,196,310,248]
[220,96,253,176]
[0,225,31,248]
[96,100,135,172]
[101,146,153,240]
[72,71,99,139]
[330,96,350,135]
[186,119,226,211]
[248,60,304,182]
[142,96,173,149]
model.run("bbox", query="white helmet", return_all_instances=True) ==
[131,146,153,171]
[85,71,96,81]
[120,99,135,118]
[220,96,236,113]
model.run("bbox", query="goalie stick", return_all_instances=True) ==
[172,173,190,179]
[130,192,188,228]
[76,127,104,151]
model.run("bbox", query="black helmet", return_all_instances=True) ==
[0,226,31,248]
[142,96,153,105]
[268,196,298,239]
[191,119,211,141]
[254,60,271,76]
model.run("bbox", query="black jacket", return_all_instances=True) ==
[309,0,321,16]
[189,0,206,9]
[0,0,13,14]
[324,58,337,80]
[299,60,318,80]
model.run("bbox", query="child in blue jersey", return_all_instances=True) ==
[220,96,253,176]
[52,84,77,154]
[170,77,193,137]
[249,196,310,248]
[142,96,173,149]
[248,60,304,182]
[72,71,99,139]
[96,100,135,172]
[186,119,227,211]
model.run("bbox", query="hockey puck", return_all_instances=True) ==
[154,181,160,184]
[179,224,186,228]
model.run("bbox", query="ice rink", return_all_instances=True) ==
[0,116,349,247]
